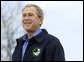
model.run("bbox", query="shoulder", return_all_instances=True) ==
[16,34,26,45]
[46,34,63,49]
[47,34,61,45]
[41,29,62,48]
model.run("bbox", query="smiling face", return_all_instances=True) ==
[22,7,43,32]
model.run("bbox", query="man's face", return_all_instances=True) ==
[22,7,42,32]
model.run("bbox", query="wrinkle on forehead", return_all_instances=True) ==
[22,7,38,14]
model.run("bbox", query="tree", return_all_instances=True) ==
[1,1,23,61]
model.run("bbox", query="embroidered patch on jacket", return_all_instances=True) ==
[33,48,41,56]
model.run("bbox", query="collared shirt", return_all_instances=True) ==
[22,28,42,60]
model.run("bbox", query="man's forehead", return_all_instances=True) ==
[22,7,37,13]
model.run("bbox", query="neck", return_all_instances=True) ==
[27,28,41,39]
[27,32,33,39]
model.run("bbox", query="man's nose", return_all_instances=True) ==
[25,15,30,19]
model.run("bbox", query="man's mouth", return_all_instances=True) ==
[23,19,32,24]
[24,22,32,24]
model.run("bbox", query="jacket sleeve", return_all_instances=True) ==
[52,42,65,61]
[44,37,65,61]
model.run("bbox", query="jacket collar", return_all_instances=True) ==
[33,29,49,43]
[16,29,49,44]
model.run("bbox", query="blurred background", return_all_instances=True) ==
[1,1,83,61]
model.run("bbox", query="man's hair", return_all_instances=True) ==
[22,4,44,21]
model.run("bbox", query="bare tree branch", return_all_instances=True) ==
[1,1,23,61]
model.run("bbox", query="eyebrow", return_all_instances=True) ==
[23,12,36,15]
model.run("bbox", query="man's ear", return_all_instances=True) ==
[39,17,43,26]
[39,19,43,26]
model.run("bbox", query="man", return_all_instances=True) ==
[12,4,65,61]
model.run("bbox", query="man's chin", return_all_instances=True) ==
[25,28,34,32]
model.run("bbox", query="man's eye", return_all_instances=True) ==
[28,14,33,16]
[23,14,26,17]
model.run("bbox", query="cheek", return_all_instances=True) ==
[33,17,40,24]
[30,20,39,29]
[22,20,25,26]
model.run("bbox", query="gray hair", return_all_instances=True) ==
[22,4,44,21]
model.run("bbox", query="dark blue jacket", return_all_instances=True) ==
[12,29,65,61]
